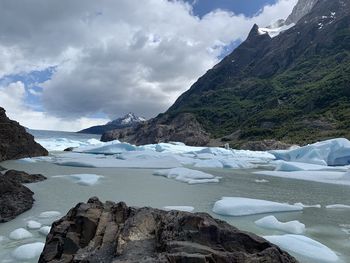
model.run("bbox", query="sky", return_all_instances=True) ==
[0,0,297,131]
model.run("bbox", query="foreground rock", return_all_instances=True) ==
[39,197,297,263]
[0,176,34,223]
[101,113,210,146]
[2,169,47,184]
[0,107,48,161]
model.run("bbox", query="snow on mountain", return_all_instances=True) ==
[108,113,146,126]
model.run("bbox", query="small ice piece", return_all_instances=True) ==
[255,216,305,234]
[39,226,51,236]
[153,167,220,184]
[294,203,321,208]
[264,234,339,262]
[325,204,350,209]
[56,174,103,186]
[27,220,42,229]
[12,242,45,260]
[254,179,269,183]
[162,206,194,212]
[9,228,33,240]
[213,197,302,216]
[39,211,61,218]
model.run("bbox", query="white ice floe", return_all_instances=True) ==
[254,179,269,183]
[325,204,350,209]
[254,170,350,186]
[27,220,42,229]
[39,211,61,218]
[36,137,102,151]
[270,138,350,166]
[255,216,305,234]
[264,234,339,262]
[294,203,321,208]
[162,206,194,212]
[39,226,51,236]
[212,197,302,216]
[12,242,45,260]
[153,167,220,184]
[74,140,137,154]
[9,228,33,240]
[54,174,103,186]
[273,160,346,172]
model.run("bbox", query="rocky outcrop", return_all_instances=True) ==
[39,197,298,263]
[0,107,48,161]
[285,0,318,25]
[2,169,47,184]
[0,175,34,223]
[101,113,210,146]
[240,140,293,151]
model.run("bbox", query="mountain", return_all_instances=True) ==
[102,0,350,147]
[78,113,145,134]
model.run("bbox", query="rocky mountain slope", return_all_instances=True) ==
[0,107,48,161]
[39,197,297,263]
[102,0,350,147]
[79,112,145,134]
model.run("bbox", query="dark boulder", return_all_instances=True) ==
[3,169,47,184]
[0,107,48,161]
[39,197,298,263]
[0,176,34,223]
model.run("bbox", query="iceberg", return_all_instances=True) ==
[39,226,51,236]
[213,197,302,216]
[264,234,339,262]
[153,167,220,184]
[255,215,305,234]
[325,204,350,209]
[270,138,350,166]
[9,228,33,240]
[12,242,45,260]
[54,174,103,186]
[27,220,42,229]
[39,211,61,218]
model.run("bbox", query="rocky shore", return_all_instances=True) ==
[39,197,298,263]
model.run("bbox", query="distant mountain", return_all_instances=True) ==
[102,0,350,147]
[78,113,145,134]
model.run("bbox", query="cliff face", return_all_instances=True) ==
[39,197,298,263]
[0,107,48,161]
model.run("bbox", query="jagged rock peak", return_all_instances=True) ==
[286,0,319,25]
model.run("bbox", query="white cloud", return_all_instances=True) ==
[0,0,297,130]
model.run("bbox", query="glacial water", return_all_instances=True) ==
[0,130,349,263]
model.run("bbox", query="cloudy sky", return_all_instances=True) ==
[0,0,297,131]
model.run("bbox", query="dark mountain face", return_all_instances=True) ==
[78,113,145,134]
[166,0,350,146]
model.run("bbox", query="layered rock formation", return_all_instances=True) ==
[0,107,48,161]
[0,175,34,223]
[39,197,298,263]
[101,113,210,146]
[2,169,47,184]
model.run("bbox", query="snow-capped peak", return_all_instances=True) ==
[108,113,146,126]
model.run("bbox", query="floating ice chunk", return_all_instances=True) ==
[193,147,233,156]
[163,206,194,212]
[270,138,350,166]
[254,170,350,186]
[75,141,137,154]
[153,167,220,184]
[212,197,302,216]
[264,235,339,262]
[9,228,33,240]
[12,242,45,260]
[39,211,61,218]
[27,220,42,229]
[39,226,51,236]
[255,216,305,234]
[294,203,321,208]
[254,179,269,183]
[36,137,101,151]
[55,174,103,186]
[140,142,204,154]
[193,159,224,168]
[18,157,37,163]
[274,160,343,172]
[325,204,350,209]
